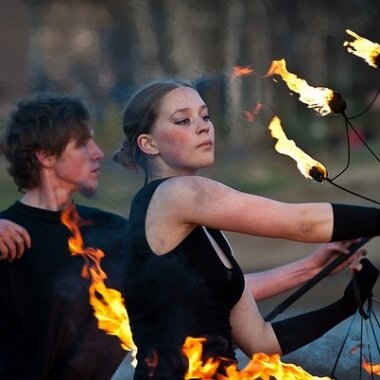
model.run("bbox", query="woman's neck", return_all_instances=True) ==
[147,166,198,182]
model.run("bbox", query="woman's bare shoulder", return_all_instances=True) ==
[158,176,231,198]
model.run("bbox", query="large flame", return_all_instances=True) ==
[344,29,380,68]
[183,337,331,379]
[61,205,137,362]
[264,59,346,115]
[268,116,328,182]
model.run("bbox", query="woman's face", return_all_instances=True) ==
[149,87,215,176]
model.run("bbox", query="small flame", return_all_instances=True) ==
[183,336,331,379]
[233,65,254,77]
[61,205,137,363]
[268,116,328,182]
[363,358,380,375]
[349,343,362,355]
[264,59,346,115]
[244,103,263,122]
[344,29,380,68]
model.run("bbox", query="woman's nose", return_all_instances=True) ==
[197,118,211,133]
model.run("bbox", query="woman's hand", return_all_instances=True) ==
[0,219,31,262]
[306,240,367,276]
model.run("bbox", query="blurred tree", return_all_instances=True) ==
[0,1,30,117]
[0,0,378,149]
[224,0,244,144]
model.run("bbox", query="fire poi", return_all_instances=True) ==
[264,59,346,115]
[344,29,380,68]
[268,116,328,183]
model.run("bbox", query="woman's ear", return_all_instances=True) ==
[137,134,159,156]
[35,150,55,168]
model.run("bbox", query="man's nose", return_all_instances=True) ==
[90,141,104,160]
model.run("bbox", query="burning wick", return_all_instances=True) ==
[327,91,347,115]
[344,29,380,68]
[268,116,328,182]
[308,166,326,183]
[264,59,346,115]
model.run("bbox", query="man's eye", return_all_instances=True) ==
[77,139,89,148]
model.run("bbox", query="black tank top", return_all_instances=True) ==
[124,178,245,379]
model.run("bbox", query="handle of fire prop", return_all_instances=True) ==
[264,236,372,322]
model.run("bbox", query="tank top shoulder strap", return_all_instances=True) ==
[129,178,172,237]
[132,178,171,213]
[128,178,172,252]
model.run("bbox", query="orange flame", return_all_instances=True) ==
[244,103,263,122]
[268,116,328,182]
[183,336,331,379]
[183,337,221,379]
[363,358,380,375]
[264,59,342,116]
[233,65,254,77]
[61,205,137,362]
[223,353,332,380]
[344,29,380,68]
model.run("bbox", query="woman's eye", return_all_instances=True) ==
[175,118,190,125]
[202,115,211,122]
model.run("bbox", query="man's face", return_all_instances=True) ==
[52,133,104,197]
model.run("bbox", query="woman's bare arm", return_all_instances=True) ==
[245,240,367,301]
[146,176,334,254]
[229,286,281,357]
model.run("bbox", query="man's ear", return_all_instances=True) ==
[35,150,55,168]
[137,134,159,156]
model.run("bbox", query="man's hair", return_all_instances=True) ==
[0,92,91,191]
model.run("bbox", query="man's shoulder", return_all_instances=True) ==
[0,202,23,222]
[75,204,129,262]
